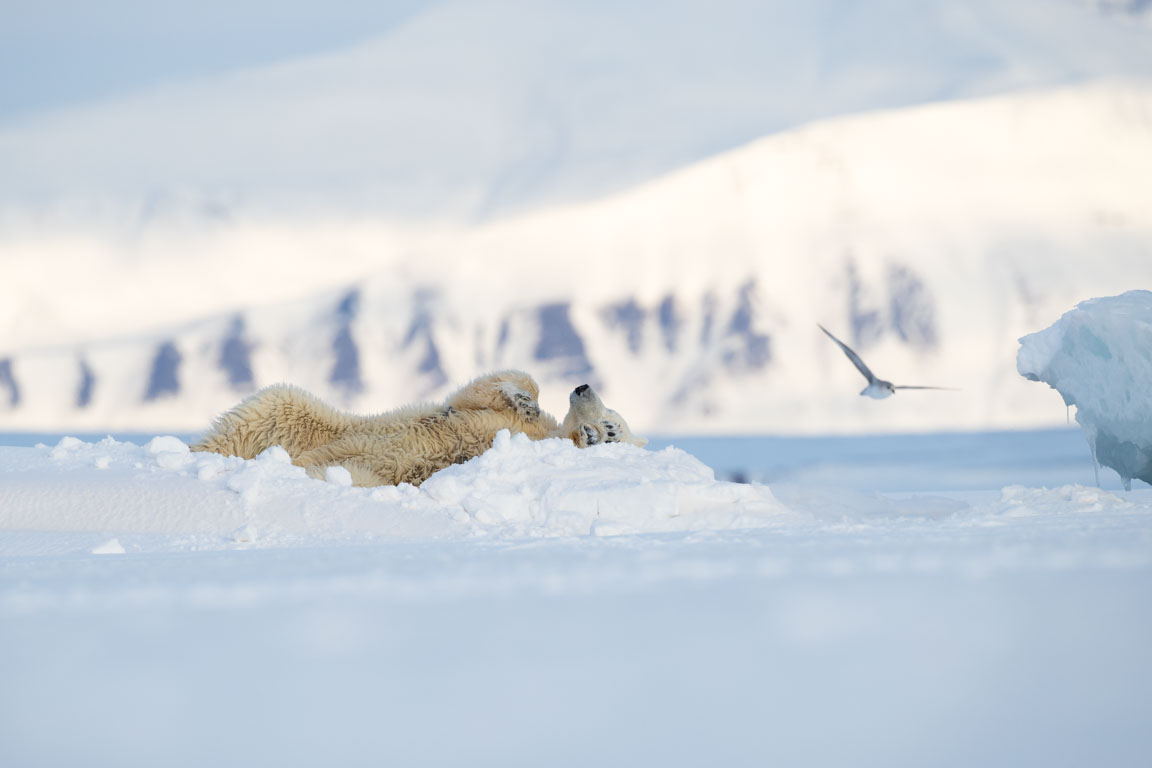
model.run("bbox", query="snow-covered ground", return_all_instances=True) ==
[2,429,1150,766]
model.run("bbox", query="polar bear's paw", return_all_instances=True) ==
[576,420,621,447]
[580,424,601,446]
[512,391,541,420]
[495,382,541,421]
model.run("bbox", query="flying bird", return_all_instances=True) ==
[818,324,955,399]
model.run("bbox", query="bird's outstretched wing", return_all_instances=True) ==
[818,324,876,384]
[893,385,959,391]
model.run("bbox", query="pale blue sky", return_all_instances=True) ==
[0,0,430,118]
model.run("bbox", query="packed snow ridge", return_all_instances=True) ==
[0,431,793,545]
[6,429,1152,556]
[1018,290,1152,489]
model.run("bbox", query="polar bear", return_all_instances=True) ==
[191,369,645,487]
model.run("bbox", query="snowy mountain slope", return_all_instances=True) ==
[1089,0,1152,24]
[2,0,1151,225]
[2,82,1151,434]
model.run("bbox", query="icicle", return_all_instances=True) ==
[1088,439,1100,488]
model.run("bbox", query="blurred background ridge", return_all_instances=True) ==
[2,0,1151,434]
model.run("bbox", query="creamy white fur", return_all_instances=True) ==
[193,370,643,487]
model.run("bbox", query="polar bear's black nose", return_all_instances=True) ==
[574,384,590,396]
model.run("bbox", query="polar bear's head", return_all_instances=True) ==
[559,384,647,449]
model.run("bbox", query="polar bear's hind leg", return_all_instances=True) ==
[496,381,541,421]
[192,384,356,459]
[446,370,541,419]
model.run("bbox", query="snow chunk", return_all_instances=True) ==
[146,436,189,454]
[1018,290,1152,489]
[154,451,193,469]
[50,436,84,460]
[148,435,193,469]
[91,538,125,555]
[225,446,307,505]
[995,484,1130,517]
[325,466,353,487]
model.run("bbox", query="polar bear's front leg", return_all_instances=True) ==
[577,424,601,447]
[573,419,622,447]
[598,419,622,442]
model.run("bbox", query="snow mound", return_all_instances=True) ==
[0,431,792,546]
[1018,290,1152,489]
[420,430,788,536]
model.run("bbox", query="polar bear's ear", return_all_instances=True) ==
[605,409,646,448]
[618,428,647,448]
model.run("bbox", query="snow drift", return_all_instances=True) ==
[3,430,1148,556]
[0,431,792,547]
